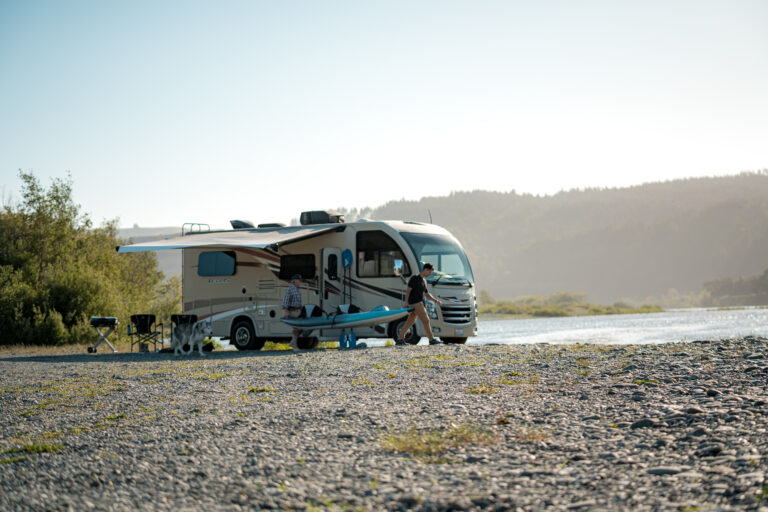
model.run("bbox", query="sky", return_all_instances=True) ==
[1,0,767,229]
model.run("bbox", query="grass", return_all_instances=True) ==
[500,372,540,387]
[513,426,549,443]
[467,382,497,394]
[248,385,277,393]
[0,339,236,357]
[495,411,514,425]
[1,443,63,455]
[1,456,27,464]
[0,342,130,356]
[380,423,498,460]
[261,341,292,351]
[575,358,593,378]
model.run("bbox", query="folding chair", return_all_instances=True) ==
[129,314,164,352]
[88,317,118,353]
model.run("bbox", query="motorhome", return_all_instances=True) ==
[118,211,478,349]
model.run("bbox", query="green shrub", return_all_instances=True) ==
[0,172,177,345]
[531,308,569,318]
[477,291,662,318]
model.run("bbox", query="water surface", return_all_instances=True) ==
[471,307,768,345]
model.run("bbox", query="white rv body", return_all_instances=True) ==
[118,215,478,349]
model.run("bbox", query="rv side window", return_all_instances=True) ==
[279,254,316,280]
[327,254,339,280]
[198,251,236,276]
[356,231,410,278]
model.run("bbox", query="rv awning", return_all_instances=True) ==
[117,225,344,253]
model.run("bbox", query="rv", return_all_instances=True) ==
[118,211,478,349]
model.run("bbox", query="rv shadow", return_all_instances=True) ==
[0,348,341,365]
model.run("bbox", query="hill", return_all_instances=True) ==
[365,172,768,303]
[122,172,768,305]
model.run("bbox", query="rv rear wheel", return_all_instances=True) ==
[231,320,264,350]
[391,318,420,345]
[440,337,468,344]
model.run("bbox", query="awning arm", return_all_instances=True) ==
[267,225,346,251]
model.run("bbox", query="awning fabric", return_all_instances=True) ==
[117,225,344,253]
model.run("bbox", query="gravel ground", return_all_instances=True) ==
[1,337,767,511]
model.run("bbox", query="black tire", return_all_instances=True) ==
[441,337,468,344]
[392,318,420,345]
[231,319,264,350]
[298,337,319,350]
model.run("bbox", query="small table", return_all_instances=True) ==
[88,317,118,353]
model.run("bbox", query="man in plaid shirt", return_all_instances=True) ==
[282,274,303,350]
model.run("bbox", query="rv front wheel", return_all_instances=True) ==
[391,319,420,345]
[231,320,263,350]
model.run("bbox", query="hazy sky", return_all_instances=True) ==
[1,0,766,229]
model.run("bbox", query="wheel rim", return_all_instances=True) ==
[234,326,251,347]
[395,319,419,344]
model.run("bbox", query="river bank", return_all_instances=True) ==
[1,337,767,511]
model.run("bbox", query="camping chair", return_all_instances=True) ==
[129,314,164,352]
[170,314,198,327]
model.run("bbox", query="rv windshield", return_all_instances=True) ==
[400,232,474,285]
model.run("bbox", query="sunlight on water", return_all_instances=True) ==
[220,308,768,349]
[470,308,768,345]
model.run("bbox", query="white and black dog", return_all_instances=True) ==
[171,320,213,356]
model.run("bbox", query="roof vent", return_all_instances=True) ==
[257,223,286,229]
[230,220,255,229]
[299,210,345,225]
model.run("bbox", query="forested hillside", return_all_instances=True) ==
[121,172,768,306]
[363,172,768,304]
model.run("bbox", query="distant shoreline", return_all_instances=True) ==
[479,304,768,321]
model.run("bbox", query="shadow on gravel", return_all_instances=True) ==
[0,348,346,364]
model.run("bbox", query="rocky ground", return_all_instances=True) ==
[1,337,767,511]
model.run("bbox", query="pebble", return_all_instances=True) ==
[1,336,767,511]
[630,418,658,429]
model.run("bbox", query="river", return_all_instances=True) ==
[470,307,768,345]
[219,307,768,349]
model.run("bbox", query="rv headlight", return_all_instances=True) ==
[426,300,439,320]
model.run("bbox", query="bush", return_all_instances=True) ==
[477,291,662,318]
[0,172,176,345]
[531,307,570,317]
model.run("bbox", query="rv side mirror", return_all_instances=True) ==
[393,259,403,276]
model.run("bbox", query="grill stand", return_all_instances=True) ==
[88,317,118,353]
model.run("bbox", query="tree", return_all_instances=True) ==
[0,171,176,345]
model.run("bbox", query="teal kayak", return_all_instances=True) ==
[280,306,412,330]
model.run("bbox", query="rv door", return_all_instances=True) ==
[321,248,343,315]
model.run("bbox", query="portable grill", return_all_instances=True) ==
[88,317,118,353]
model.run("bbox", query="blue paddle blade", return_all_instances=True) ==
[342,249,353,269]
